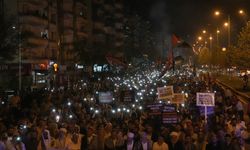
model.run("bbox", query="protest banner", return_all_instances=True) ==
[162,105,178,124]
[199,106,214,116]
[146,103,163,116]
[99,92,113,103]
[120,90,135,102]
[172,93,185,104]
[157,86,174,100]
[196,92,215,106]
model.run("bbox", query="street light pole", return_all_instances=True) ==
[228,15,231,48]
[17,0,22,91]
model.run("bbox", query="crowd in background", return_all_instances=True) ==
[0,67,250,150]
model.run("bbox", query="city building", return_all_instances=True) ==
[91,0,124,62]
[2,0,125,88]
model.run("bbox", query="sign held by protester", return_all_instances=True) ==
[157,86,174,100]
[172,93,185,104]
[196,92,215,106]
[99,92,113,103]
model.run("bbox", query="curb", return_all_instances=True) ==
[216,79,250,103]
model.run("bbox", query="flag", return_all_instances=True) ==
[158,34,180,78]
[105,54,127,68]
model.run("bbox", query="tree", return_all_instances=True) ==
[229,22,250,68]
[197,47,211,65]
[0,16,18,62]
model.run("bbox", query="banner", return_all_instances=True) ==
[172,93,185,104]
[196,93,215,106]
[99,92,113,103]
[162,105,178,124]
[120,90,135,102]
[146,103,163,116]
[157,86,174,100]
[199,106,214,116]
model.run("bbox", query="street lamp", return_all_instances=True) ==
[202,30,206,34]
[216,29,220,46]
[198,36,202,41]
[239,9,244,15]
[222,47,226,52]
[214,11,220,16]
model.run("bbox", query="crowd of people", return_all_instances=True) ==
[0,65,250,150]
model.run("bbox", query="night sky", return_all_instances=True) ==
[126,0,249,42]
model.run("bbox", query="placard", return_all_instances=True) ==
[199,106,214,116]
[196,93,215,106]
[121,90,135,102]
[162,105,178,124]
[172,93,185,104]
[99,92,113,103]
[157,86,174,100]
[146,103,163,116]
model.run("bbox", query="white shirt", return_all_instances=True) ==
[127,141,134,150]
[142,142,147,150]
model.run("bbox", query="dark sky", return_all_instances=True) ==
[125,0,249,42]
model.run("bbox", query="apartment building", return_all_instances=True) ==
[92,0,124,57]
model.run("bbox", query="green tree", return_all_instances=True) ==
[229,22,250,68]
[197,47,211,65]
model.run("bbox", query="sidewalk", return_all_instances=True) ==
[216,74,250,97]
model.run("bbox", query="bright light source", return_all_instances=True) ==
[202,30,206,34]
[52,109,56,112]
[239,9,244,15]
[198,36,202,41]
[69,115,73,118]
[222,47,227,51]
[214,11,220,16]
[224,22,229,27]
[67,102,71,106]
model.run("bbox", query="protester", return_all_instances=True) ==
[0,65,249,150]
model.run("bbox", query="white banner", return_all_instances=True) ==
[99,92,113,103]
[196,93,215,106]
[157,86,174,100]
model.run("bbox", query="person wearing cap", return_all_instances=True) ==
[152,135,168,150]
[168,132,184,150]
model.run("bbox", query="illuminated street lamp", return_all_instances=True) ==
[222,47,226,52]
[224,22,229,27]
[239,9,244,15]
[214,11,220,16]
[198,36,202,41]
[202,30,206,34]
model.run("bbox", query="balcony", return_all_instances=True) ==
[27,37,48,47]
[20,14,47,26]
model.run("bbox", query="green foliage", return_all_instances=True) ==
[197,47,211,65]
[229,22,250,68]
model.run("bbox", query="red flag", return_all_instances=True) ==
[172,34,180,47]
[105,54,127,68]
[158,34,180,78]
